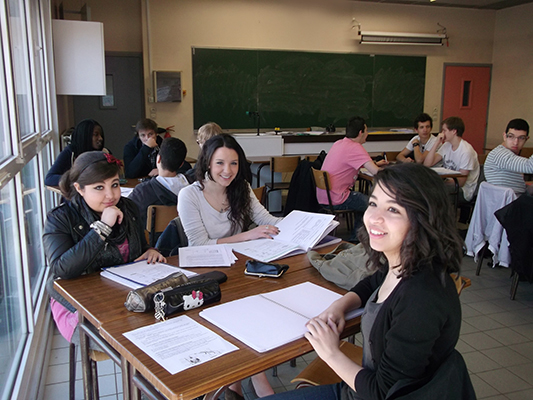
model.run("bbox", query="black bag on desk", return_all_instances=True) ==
[154,279,221,321]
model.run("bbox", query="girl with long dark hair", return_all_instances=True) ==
[178,133,280,246]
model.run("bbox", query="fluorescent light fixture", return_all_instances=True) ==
[359,31,446,46]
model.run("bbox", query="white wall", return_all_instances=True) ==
[142,0,496,157]
[487,2,533,149]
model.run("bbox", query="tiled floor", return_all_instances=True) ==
[44,255,533,399]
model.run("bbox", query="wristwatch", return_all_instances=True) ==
[412,142,420,147]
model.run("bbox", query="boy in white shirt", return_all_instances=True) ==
[397,113,438,164]
[424,116,480,203]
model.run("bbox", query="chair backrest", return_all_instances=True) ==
[384,151,400,162]
[477,153,488,165]
[252,186,266,204]
[269,156,301,187]
[310,168,335,213]
[450,273,471,296]
[270,156,300,173]
[146,205,179,246]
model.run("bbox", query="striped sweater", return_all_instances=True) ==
[484,144,533,194]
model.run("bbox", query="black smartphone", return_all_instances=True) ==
[244,259,289,278]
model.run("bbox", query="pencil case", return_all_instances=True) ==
[153,279,221,321]
[124,272,189,312]
[125,271,227,313]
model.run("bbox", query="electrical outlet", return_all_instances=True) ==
[150,107,156,119]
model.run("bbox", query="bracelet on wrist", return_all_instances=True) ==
[90,221,112,239]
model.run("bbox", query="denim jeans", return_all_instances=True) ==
[261,383,344,400]
[323,191,368,241]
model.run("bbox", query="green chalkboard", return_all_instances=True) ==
[192,48,425,130]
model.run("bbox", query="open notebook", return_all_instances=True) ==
[231,210,339,262]
[200,282,363,353]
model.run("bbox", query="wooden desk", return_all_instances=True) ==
[54,247,361,400]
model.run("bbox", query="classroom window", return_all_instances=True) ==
[0,181,27,395]
[28,0,49,132]
[21,156,45,301]
[7,0,35,138]
[0,0,55,397]
[0,38,11,163]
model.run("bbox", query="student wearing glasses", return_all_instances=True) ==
[484,118,533,195]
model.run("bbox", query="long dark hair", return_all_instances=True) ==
[196,134,252,232]
[359,163,463,282]
[59,151,121,200]
[70,119,104,158]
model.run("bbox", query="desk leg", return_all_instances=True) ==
[121,356,132,400]
[452,177,459,211]
[78,314,93,400]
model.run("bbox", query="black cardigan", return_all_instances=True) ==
[349,268,462,400]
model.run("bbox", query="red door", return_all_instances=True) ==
[442,65,491,153]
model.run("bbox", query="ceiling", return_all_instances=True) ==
[354,0,533,10]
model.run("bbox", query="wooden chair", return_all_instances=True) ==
[311,167,357,234]
[146,205,178,247]
[252,186,266,205]
[291,273,470,388]
[265,156,300,211]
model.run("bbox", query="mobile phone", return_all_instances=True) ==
[244,260,289,278]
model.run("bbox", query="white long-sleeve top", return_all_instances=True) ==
[178,181,282,246]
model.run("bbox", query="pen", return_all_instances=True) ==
[383,152,388,162]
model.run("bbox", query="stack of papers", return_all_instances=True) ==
[231,210,339,262]
[178,245,237,267]
[101,260,197,289]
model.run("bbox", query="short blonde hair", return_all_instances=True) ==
[197,122,222,146]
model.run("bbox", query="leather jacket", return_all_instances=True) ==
[43,197,149,311]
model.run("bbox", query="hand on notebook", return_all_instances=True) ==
[316,302,346,333]
[135,248,166,264]
[305,317,341,362]
[244,224,280,241]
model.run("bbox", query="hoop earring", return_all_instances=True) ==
[205,169,213,181]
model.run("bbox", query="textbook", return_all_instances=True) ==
[200,282,363,353]
[230,210,339,262]
[101,260,197,289]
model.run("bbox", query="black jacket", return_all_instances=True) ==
[284,151,326,216]
[43,197,149,311]
[349,268,464,400]
[123,135,193,178]
[496,193,533,283]
[123,135,163,178]
[129,178,178,229]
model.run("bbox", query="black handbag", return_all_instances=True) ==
[154,279,221,321]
